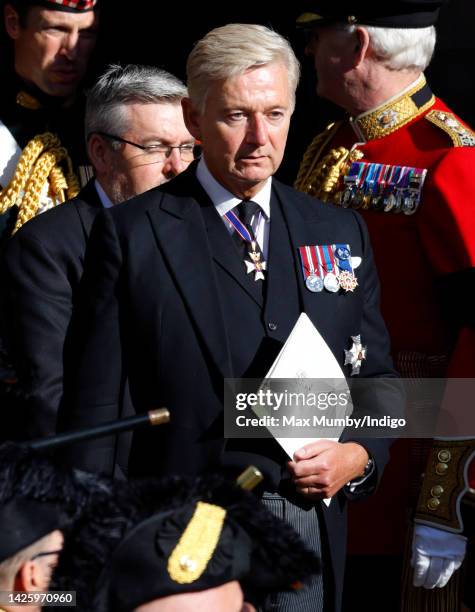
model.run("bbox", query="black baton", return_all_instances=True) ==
[25,408,170,450]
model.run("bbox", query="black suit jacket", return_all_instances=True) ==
[0,180,102,439]
[61,164,401,611]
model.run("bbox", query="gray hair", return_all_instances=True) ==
[345,24,436,72]
[85,64,188,144]
[186,23,300,113]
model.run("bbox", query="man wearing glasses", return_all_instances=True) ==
[0,64,195,453]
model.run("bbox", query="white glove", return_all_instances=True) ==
[411,524,467,588]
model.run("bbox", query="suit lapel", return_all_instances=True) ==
[74,179,103,238]
[146,169,234,380]
[77,178,103,209]
[200,203,263,308]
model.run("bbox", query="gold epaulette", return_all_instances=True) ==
[426,110,475,147]
[414,439,475,532]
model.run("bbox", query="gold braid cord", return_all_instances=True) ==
[0,132,80,233]
[295,122,341,191]
[295,121,363,202]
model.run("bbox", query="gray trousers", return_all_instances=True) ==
[260,490,325,612]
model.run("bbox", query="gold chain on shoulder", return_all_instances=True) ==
[294,121,343,192]
[296,123,364,202]
[0,132,80,233]
[315,146,364,201]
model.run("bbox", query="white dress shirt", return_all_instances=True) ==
[196,157,271,259]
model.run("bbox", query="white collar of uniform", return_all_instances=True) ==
[196,156,272,219]
[95,179,114,209]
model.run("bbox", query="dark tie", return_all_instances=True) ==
[234,200,266,284]
[234,200,262,255]
[237,200,261,235]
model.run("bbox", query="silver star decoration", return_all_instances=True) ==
[344,335,367,376]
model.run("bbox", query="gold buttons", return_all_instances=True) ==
[438,450,451,463]
[435,448,451,475]
[435,462,449,475]
[430,485,444,497]
[427,497,441,511]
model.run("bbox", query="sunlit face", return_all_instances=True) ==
[99,102,195,204]
[184,62,292,200]
[134,581,254,612]
[305,25,356,106]
[5,5,99,99]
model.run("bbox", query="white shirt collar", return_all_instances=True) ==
[94,179,114,209]
[196,157,272,219]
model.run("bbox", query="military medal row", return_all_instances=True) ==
[298,244,359,293]
[339,160,428,215]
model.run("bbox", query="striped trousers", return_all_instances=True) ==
[260,490,325,612]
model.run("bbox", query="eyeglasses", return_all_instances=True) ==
[31,549,62,561]
[92,131,196,162]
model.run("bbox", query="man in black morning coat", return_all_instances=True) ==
[60,24,401,612]
[0,64,193,447]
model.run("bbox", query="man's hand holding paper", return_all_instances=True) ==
[288,439,369,499]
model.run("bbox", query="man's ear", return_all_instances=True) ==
[353,26,371,67]
[4,4,21,40]
[87,134,110,175]
[13,560,35,592]
[181,98,202,141]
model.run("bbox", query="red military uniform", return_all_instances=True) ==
[296,75,475,556]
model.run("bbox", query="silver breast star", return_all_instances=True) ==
[344,335,367,375]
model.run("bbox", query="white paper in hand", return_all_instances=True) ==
[260,312,349,459]
[254,313,351,506]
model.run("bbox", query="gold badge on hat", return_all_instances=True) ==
[167,502,226,584]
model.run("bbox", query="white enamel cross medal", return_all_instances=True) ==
[244,240,267,281]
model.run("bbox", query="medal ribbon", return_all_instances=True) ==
[332,244,353,273]
[298,246,321,280]
[316,245,337,278]
[225,209,254,243]
[346,161,365,187]
[344,160,428,214]
[225,207,266,280]
[362,163,378,195]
